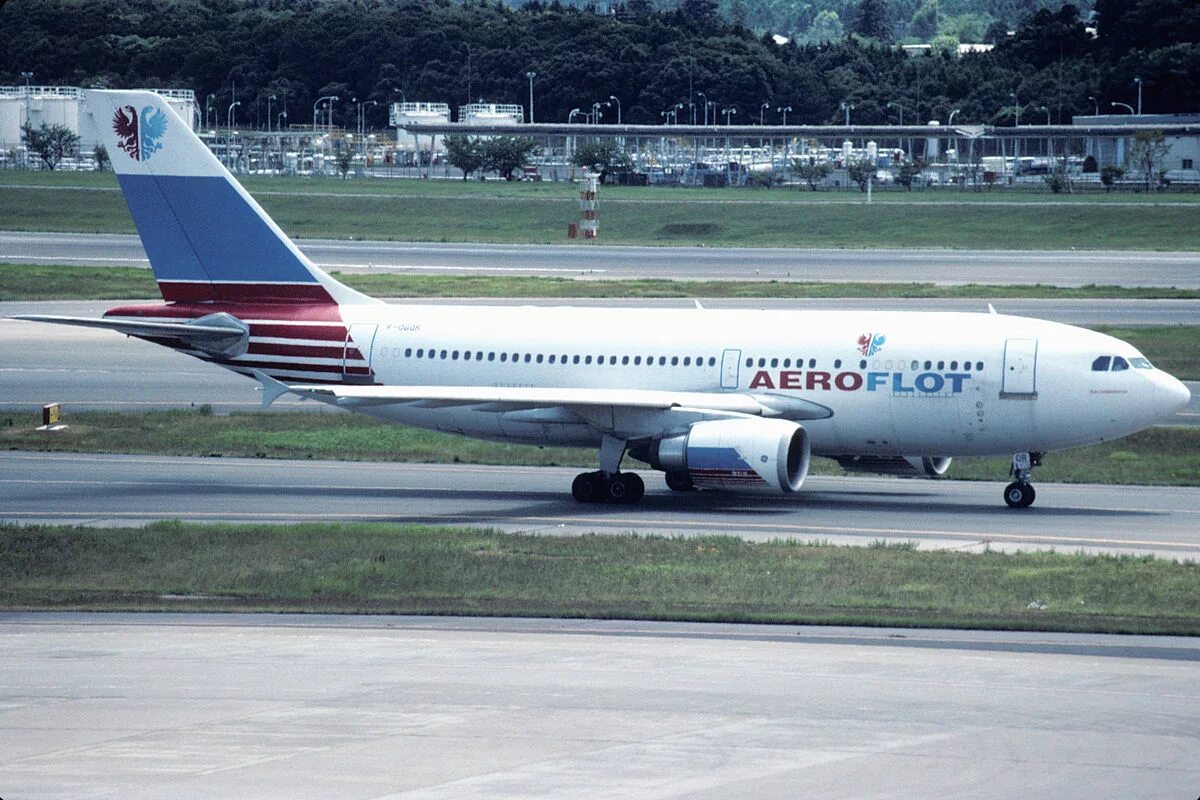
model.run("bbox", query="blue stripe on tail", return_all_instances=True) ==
[117,174,320,286]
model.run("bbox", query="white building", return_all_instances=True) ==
[390,101,451,154]
[1073,113,1200,180]
[457,102,523,125]
[1,86,196,162]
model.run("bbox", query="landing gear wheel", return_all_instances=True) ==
[605,472,645,504]
[665,471,695,492]
[1003,481,1036,508]
[571,471,604,503]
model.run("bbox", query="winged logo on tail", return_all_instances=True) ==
[112,105,140,160]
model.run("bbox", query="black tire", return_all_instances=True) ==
[665,471,695,492]
[617,472,645,504]
[1003,481,1035,508]
[603,473,639,504]
[572,471,603,503]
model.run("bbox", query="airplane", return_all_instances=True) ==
[14,90,1192,508]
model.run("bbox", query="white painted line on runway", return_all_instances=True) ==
[316,262,604,274]
[0,254,149,263]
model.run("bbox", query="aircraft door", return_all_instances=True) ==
[1001,338,1038,398]
[344,323,378,383]
[720,349,741,390]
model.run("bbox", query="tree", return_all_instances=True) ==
[849,0,892,42]
[482,136,536,181]
[895,158,925,190]
[444,135,486,181]
[93,145,110,172]
[846,158,876,192]
[570,139,632,183]
[1127,130,1171,191]
[930,33,959,59]
[335,149,352,179]
[909,0,939,41]
[20,123,79,170]
[804,10,844,44]
[792,159,831,190]
[1099,164,1125,192]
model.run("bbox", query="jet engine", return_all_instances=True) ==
[834,455,953,477]
[642,418,810,493]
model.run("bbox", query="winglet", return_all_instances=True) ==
[251,370,293,408]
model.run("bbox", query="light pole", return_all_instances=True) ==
[267,94,275,132]
[227,100,241,129]
[760,102,769,125]
[1111,101,1134,114]
[887,101,904,126]
[1038,105,1051,125]
[609,95,621,125]
[948,108,961,126]
[1088,95,1099,115]
[568,108,582,123]
[278,111,287,131]
[525,71,536,123]
[1010,92,1020,126]
[1134,76,1143,115]
[591,101,603,124]
[206,93,215,129]
[777,105,791,125]
[313,95,338,132]
[840,101,854,126]
[722,107,737,125]
[697,92,708,125]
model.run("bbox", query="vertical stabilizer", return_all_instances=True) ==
[86,89,375,306]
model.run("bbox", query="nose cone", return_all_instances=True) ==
[1157,373,1192,419]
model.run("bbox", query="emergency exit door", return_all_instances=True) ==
[343,323,378,382]
[720,349,741,390]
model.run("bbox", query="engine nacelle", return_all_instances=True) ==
[835,455,953,477]
[645,419,810,493]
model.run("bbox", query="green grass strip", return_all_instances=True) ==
[4,263,1200,302]
[2,410,1197,486]
[3,521,1198,634]
[2,177,1198,249]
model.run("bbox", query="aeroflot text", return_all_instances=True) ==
[748,370,973,394]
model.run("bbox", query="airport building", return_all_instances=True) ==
[0,86,197,166]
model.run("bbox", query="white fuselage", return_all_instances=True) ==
[303,303,1183,459]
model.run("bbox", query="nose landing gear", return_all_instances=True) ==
[1003,451,1042,508]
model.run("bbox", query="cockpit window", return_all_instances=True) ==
[1091,356,1111,371]
[1111,356,1130,372]
[1131,357,1154,369]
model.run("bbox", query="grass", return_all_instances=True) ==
[2,520,1198,634]
[3,409,1197,486]
[2,173,1198,249]
[5,263,1200,302]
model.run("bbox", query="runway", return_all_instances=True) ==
[3,452,1199,558]
[3,301,1198,422]
[3,230,1200,286]
[2,612,1198,799]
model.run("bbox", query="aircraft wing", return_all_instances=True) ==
[257,374,832,432]
[12,313,250,357]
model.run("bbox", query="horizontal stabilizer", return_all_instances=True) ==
[12,312,249,357]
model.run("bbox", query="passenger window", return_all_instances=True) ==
[859,359,867,369]
[758,358,766,367]
[910,360,919,370]
[488,352,495,361]
[684,357,692,366]
[634,356,641,365]
[585,355,592,365]
[405,348,412,358]
[745,357,753,368]
[950,360,957,370]
[536,354,543,364]
[936,360,944,370]
[770,358,778,368]
[500,353,508,362]
[416,348,424,357]
[464,352,471,361]
[1091,356,1111,371]
[572,355,580,364]
[548,355,555,364]
[671,356,679,366]
[808,359,816,368]
[783,358,791,368]
[976,361,983,371]
[834,359,842,369]
[622,356,630,365]
[924,360,932,370]
[1111,356,1129,372]
[708,357,716,366]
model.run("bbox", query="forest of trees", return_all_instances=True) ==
[1,0,1197,131]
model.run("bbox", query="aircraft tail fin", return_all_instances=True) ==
[85,89,375,306]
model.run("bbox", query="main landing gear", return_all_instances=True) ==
[572,433,646,504]
[1004,451,1043,508]
[571,470,645,504]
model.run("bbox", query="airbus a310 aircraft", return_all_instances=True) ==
[16,91,1191,507]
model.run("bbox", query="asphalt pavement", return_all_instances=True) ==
[2,613,1197,799]
[4,452,1198,558]
[3,230,1200,286]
